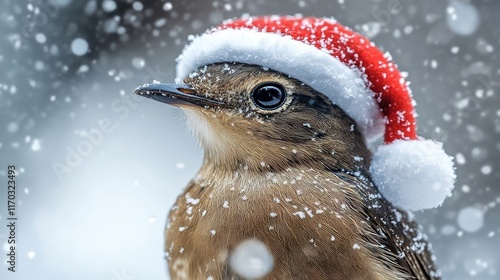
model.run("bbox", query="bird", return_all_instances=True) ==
[135,16,456,280]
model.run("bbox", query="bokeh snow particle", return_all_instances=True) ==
[457,207,484,232]
[103,18,119,33]
[471,147,487,161]
[481,165,492,175]
[229,239,274,279]
[71,38,89,56]
[455,153,466,165]
[132,57,145,69]
[7,122,18,133]
[35,33,46,44]
[155,18,167,28]
[35,61,44,71]
[77,65,89,74]
[31,139,41,151]
[446,1,480,36]
[461,185,470,193]
[27,251,36,259]
[476,39,494,54]
[84,1,97,15]
[2,242,9,252]
[132,1,143,11]
[102,0,117,12]
[163,2,173,11]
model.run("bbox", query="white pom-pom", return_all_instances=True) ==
[370,139,456,211]
[229,239,274,279]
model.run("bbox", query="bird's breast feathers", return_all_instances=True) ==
[165,168,427,279]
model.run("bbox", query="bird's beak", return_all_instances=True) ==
[134,83,226,108]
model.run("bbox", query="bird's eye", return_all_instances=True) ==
[250,83,287,110]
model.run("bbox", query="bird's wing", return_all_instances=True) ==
[337,173,441,280]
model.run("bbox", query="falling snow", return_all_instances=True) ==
[131,57,145,69]
[70,38,89,56]
[229,239,274,279]
[293,211,306,219]
[163,2,173,11]
[102,0,117,12]
[457,207,484,232]
[0,1,498,279]
[446,2,480,36]
[27,251,36,259]
[31,139,41,151]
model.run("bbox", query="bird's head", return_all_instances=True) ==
[134,15,457,211]
[135,63,371,174]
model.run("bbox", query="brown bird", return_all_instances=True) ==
[135,16,455,280]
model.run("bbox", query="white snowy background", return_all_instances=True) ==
[0,0,499,279]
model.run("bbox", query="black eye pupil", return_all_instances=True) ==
[251,83,286,110]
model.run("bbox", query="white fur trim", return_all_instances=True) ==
[370,139,456,211]
[176,29,384,142]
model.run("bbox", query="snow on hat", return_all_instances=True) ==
[176,15,456,211]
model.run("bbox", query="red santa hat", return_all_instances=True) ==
[176,15,456,211]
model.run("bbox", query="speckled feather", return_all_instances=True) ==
[164,64,440,280]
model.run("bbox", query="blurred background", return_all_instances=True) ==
[0,0,499,279]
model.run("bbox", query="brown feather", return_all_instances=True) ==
[163,64,440,280]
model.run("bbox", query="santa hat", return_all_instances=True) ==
[176,15,456,211]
